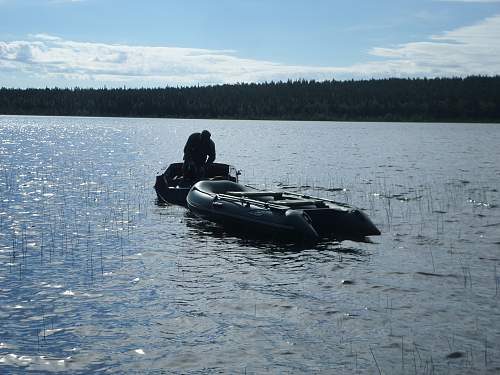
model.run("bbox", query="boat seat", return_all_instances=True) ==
[272,199,327,208]
[226,191,283,198]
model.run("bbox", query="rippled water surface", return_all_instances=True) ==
[1,116,499,374]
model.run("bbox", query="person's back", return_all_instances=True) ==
[183,132,202,162]
[182,130,215,180]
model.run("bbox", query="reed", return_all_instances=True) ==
[401,335,404,371]
[369,345,383,375]
[484,336,488,368]
[495,264,499,297]
[429,247,436,273]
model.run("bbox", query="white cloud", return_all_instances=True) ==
[1,15,500,87]
[0,35,345,86]
[31,33,62,41]
[368,14,500,77]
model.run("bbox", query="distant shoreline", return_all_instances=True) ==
[1,113,498,125]
[1,77,499,123]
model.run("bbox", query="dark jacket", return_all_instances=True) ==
[183,132,216,166]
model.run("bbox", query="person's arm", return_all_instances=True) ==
[206,140,216,164]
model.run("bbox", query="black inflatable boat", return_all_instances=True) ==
[154,163,239,205]
[186,180,381,242]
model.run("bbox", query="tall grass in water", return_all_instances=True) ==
[1,146,150,288]
[277,170,500,373]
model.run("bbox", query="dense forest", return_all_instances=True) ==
[1,77,499,122]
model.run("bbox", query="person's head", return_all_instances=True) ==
[201,130,211,141]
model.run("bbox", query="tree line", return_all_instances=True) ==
[1,76,499,122]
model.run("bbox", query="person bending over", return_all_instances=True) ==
[182,130,216,180]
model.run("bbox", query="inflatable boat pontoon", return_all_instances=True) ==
[186,180,380,242]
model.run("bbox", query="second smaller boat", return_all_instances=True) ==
[154,162,239,205]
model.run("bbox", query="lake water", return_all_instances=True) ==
[0,116,499,374]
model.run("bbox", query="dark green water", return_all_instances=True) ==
[1,116,499,374]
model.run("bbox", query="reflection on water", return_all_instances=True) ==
[1,116,500,374]
[183,209,370,250]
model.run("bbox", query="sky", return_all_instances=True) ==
[0,0,499,88]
